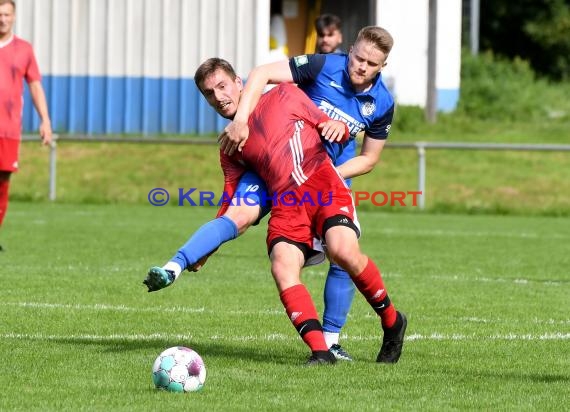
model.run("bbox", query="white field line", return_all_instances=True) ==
[376,227,570,240]
[0,301,206,314]
[1,331,569,343]
[380,272,565,286]
[0,301,284,316]
[363,313,570,325]
[424,274,565,286]
[3,301,569,326]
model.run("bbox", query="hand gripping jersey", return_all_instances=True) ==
[217,83,349,217]
[289,53,394,164]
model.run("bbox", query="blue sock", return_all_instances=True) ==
[322,263,356,333]
[171,215,238,270]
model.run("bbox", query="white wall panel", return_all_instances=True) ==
[377,0,461,111]
[70,0,90,75]
[125,0,145,77]
[161,0,182,78]
[16,0,267,134]
[180,0,200,78]
[50,0,70,75]
[377,0,429,107]
[142,0,161,78]
[437,0,462,89]
[87,0,107,76]
[29,0,53,74]
[15,0,263,78]
[106,0,127,76]
[13,0,33,45]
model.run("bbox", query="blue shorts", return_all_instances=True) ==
[234,171,271,224]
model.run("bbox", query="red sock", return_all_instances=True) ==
[280,284,328,352]
[352,258,397,329]
[0,177,10,227]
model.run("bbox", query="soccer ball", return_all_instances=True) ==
[152,346,206,392]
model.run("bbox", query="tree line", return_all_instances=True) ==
[478,0,570,81]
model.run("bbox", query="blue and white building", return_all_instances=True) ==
[15,0,462,135]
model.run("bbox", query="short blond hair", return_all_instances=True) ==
[355,26,393,55]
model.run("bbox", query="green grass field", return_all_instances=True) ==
[13,138,570,216]
[1,202,568,411]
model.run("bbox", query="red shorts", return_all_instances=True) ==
[266,162,358,254]
[0,137,20,172]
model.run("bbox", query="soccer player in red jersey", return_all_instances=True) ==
[0,0,52,250]
[145,58,407,365]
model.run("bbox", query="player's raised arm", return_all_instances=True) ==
[219,60,294,155]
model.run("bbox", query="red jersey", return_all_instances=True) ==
[218,83,348,214]
[0,35,42,140]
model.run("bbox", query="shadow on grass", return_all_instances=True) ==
[36,335,301,365]
[479,371,570,383]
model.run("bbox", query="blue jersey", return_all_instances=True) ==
[289,53,394,168]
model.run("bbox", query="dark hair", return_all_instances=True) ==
[355,26,394,55]
[315,13,342,35]
[194,58,237,92]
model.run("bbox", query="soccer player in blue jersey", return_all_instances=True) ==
[221,25,396,359]
[146,26,403,362]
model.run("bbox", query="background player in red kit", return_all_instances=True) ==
[145,58,407,365]
[0,0,52,250]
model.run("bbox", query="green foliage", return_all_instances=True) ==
[457,51,539,121]
[479,0,570,80]
[1,203,568,411]
[393,50,570,132]
[453,50,570,122]
[392,105,425,133]
[525,1,570,80]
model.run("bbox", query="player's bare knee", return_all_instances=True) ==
[327,243,362,272]
[322,216,365,275]
[269,241,305,291]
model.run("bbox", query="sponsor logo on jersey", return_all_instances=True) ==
[361,101,376,117]
[318,100,365,136]
[293,55,309,67]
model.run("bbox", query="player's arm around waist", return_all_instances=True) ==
[336,135,386,179]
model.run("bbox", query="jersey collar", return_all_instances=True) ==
[0,33,14,49]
